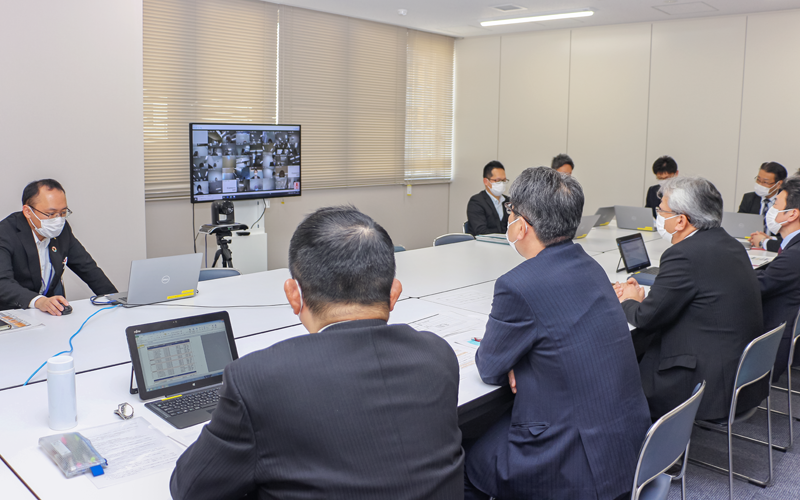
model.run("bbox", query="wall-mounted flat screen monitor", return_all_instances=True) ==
[190,123,301,203]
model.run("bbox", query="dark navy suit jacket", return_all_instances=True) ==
[758,233,800,379]
[467,190,509,236]
[467,241,650,500]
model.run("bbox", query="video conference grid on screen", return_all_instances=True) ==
[191,123,301,203]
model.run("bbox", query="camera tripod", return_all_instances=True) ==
[211,230,234,268]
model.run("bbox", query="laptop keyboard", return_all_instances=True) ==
[154,387,220,416]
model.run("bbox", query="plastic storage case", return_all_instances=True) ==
[39,432,108,478]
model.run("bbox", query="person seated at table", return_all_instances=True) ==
[551,153,574,175]
[464,167,650,500]
[756,175,800,380]
[170,206,464,500]
[0,179,116,315]
[615,176,764,421]
[645,155,678,217]
[742,161,787,252]
[466,160,509,235]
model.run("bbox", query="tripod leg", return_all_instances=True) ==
[212,249,222,268]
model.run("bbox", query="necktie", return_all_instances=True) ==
[763,198,770,233]
[778,246,783,256]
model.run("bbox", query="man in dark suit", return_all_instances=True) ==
[0,179,116,315]
[465,167,651,500]
[740,161,788,252]
[466,160,509,235]
[170,206,464,500]
[616,177,764,421]
[645,155,678,218]
[756,176,800,379]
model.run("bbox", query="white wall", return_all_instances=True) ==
[451,9,800,230]
[0,1,145,299]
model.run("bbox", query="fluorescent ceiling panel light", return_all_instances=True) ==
[481,10,593,27]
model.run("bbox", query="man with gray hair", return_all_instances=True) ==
[465,167,650,500]
[615,176,764,421]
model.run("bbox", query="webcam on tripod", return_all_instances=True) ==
[211,200,235,225]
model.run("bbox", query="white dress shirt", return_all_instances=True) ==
[486,190,506,221]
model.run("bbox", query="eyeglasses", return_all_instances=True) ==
[755,175,778,187]
[29,206,72,219]
[504,202,534,226]
[654,207,680,216]
[488,178,508,183]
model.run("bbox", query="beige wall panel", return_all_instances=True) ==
[567,23,652,213]
[737,10,800,205]
[449,37,502,232]
[497,30,571,182]
[147,183,449,270]
[0,0,145,299]
[646,16,747,210]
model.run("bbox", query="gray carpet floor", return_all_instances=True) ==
[666,371,800,499]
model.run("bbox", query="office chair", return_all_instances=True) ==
[394,245,406,252]
[199,268,242,281]
[759,307,800,450]
[690,323,786,500]
[631,381,705,500]
[433,233,475,247]
[463,221,471,234]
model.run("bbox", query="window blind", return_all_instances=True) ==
[143,0,278,200]
[405,30,455,183]
[278,7,407,189]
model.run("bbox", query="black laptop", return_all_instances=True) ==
[616,233,659,286]
[126,311,239,429]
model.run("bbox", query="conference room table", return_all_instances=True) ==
[0,222,671,499]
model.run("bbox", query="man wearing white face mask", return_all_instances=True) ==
[615,177,764,422]
[466,161,509,236]
[645,155,678,218]
[739,161,787,251]
[756,176,800,381]
[465,167,650,500]
[0,179,116,315]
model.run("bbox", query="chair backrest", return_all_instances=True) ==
[735,323,786,391]
[463,221,471,234]
[394,245,406,252]
[198,268,242,282]
[433,233,475,247]
[793,307,800,342]
[633,381,706,491]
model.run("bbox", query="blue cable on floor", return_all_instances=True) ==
[23,305,119,386]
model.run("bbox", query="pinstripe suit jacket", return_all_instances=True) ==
[468,241,651,500]
[170,319,464,500]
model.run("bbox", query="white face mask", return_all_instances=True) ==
[656,213,680,243]
[489,181,507,198]
[754,183,772,199]
[295,279,304,314]
[765,206,792,235]
[506,217,524,256]
[28,209,65,239]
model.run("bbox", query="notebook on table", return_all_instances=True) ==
[614,206,656,231]
[126,311,239,429]
[594,207,616,226]
[721,212,763,239]
[616,233,659,286]
[574,214,601,239]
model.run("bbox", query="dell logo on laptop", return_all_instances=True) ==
[162,275,170,284]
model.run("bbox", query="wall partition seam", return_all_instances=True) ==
[565,30,572,153]
[496,36,503,161]
[641,23,654,206]
[733,16,750,203]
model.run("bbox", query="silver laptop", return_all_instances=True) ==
[107,253,203,306]
[721,212,763,239]
[615,206,656,231]
[574,214,601,239]
[594,207,616,226]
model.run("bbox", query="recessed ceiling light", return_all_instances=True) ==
[480,10,594,27]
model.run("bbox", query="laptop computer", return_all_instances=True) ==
[574,214,601,239]
[616,233,659,286]
[721,212,763,239]
[126,311,239,429]
[615,206,656,231]
[106,253,203,306]
[594,207,616,226]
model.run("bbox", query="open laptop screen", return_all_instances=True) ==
[617,234,651,272]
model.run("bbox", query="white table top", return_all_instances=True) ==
[0,269,298,390]
[574,221,660,255]
[0,457,34,499]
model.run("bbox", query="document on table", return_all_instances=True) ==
[420,281,496,315]
[80,417,184,488]
[409,311,488,340]
[747,249,777,269]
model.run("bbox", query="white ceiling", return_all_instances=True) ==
[271,0,800,37]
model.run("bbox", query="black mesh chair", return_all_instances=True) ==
[433,233,475,246]
[631,382,705,500]
[761,307,800,450]
[199,268,241,281]
[691,323,786,500]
